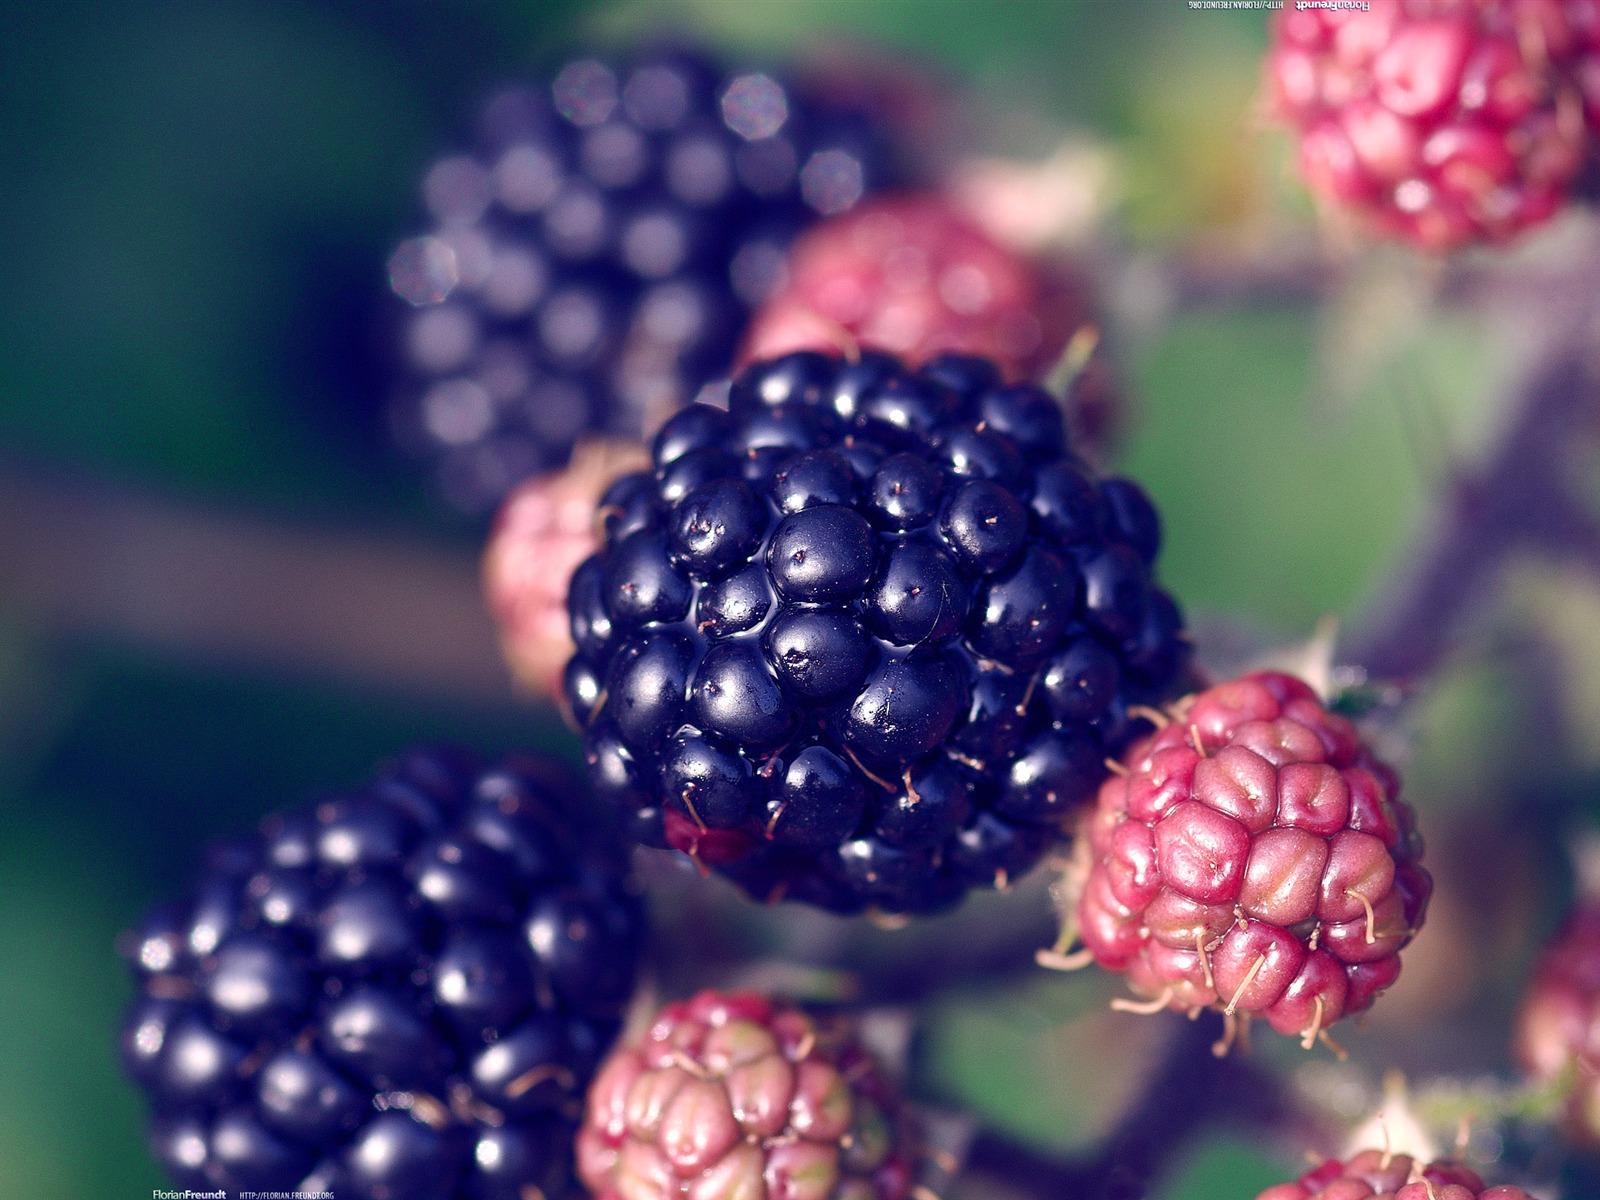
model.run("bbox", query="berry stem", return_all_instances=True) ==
[963,1017,1316,1200]
[1347,255,1600,681]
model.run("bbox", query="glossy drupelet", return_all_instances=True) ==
[1266,1,1586,250]
[562,349,1189,916]
[388,45,903,514]
[1257,1149,1530,1200]
[119,749,647,1200]
[1062,672,1431,1049]
[576,989,913,1200]
[1514,900,1600,1143]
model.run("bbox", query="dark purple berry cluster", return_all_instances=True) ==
[563,349,1189,916]
[119,748,645,1200]
[388,45,902,514]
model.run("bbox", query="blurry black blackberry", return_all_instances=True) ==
[387,45,905,515]
[119,748,646,1200]
[563,349,1190,917]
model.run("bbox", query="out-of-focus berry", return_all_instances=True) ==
[485,438,651,702]
[387,44,904,515]
[737,192,1079,381]
[1257,1149,1529,1200]
[1514,900,1600,1142]
[1266,2,1586,250]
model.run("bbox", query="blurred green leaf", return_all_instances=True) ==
[0,791,162,1196]
[923,973,1172,1154]
[1154,1135,1300,1200]
[1124,306,1499,636]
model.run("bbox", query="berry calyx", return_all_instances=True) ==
[576,989,914,1200]
[1045,671,1431,1052]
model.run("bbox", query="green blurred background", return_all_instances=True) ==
[3,2,1596,1198]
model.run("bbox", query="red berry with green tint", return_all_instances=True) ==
[577,989,914,1200]
[1055,672,1431,1051]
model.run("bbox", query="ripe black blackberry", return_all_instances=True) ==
[563,349,1190,916]
[119,748,646,1200]
[388,45,904,515]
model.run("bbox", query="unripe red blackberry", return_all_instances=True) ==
[577,989,913,1200]
[1266,1,1586,250]
[1257,1149,1530,1200]
[485,439,651,702]
[737,192,1077,381]
[1048,671,1431,1051]
[1514,900,1600,1143]
[735,192,1118,459]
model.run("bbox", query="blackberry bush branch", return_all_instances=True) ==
[1348,318,1600,681]
[965,1017,1313,1200]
